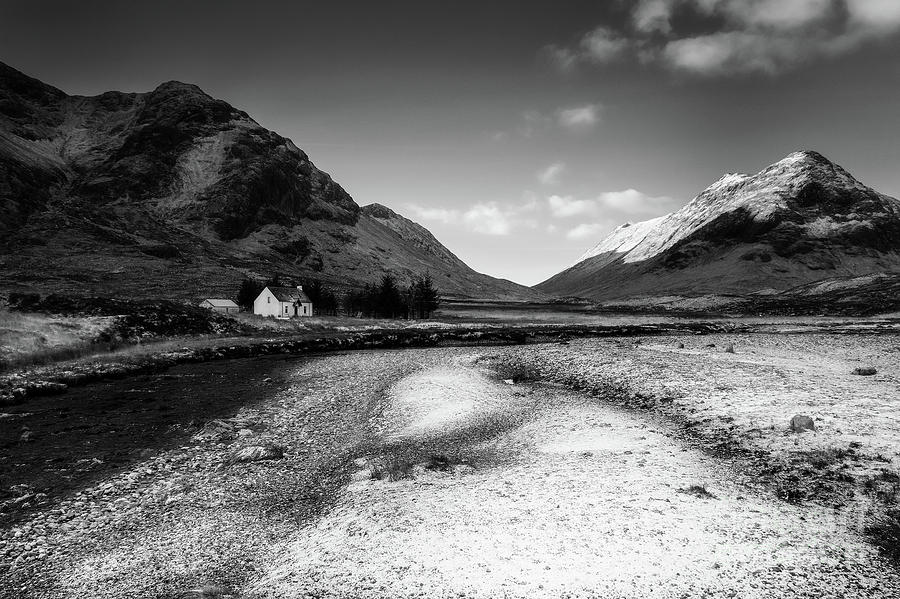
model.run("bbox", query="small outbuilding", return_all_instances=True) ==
[199,298,240,314]
[253,286,313,318]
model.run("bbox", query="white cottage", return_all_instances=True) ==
[199,299,240,314]
[253,286,313,318]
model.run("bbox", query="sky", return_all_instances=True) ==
[2,0,900,285]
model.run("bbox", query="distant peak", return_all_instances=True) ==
[361,203,400,219]
[151,80,207,95]
[775,150,833,167]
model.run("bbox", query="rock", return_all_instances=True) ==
[226,443,285,464]
[192,420,235,443]
[19,431,35,443]
[852,367,877,376]
[790,415,816,433]
[503,379,514,385]
[676,342,685,349]
[724,343,735,353]
[237,428,254,437]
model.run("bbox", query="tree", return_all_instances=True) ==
[237,279,265,311]
[300,278,340,316]
[412,274,440,318]
[376,274,404,318]
[236,275,287,311]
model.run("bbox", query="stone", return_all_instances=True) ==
[724,343,735,353]
[790,415,816,433]
[192,420,235,443]
[226,443,285,464]
[852,367,877,376]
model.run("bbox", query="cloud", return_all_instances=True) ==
[548,194,597,218]
[462,203,513,235]
[537,162,566,185]
[406,205,459,224]
[497,104,603,140]
[556,103,602,129]
[546,0,900,76]
[566,223,608,240]
[548,189,677,219]
[407,196,539,236]
[407,187,677,243]
[580,27,631,62]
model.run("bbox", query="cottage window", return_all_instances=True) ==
[267,296,270,303]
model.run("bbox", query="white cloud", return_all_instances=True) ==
[406,205,460,224]
[548,189,676,219]
[579,27,631,62]
[557,104,602,129]
[463,203,513,235]
[547,0,900,76]
[566,223,607,240]
[537,162,566,185]
[548,194,598,218]
[634,0,675,34]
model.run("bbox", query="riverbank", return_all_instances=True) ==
[2,346,898,598]
[1,320,741,405]
[489,332,900,561]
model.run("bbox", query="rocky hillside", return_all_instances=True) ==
[0,62,539,302]
[537,151,900,301]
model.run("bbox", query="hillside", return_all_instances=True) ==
[0,62,540,302]
[537,151,900,301]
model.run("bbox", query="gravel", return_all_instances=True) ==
[2,340,899,598]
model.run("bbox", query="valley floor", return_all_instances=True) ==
[1,332,899,598]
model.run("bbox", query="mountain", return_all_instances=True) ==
[536,151,900,301]
[0,62,539,302]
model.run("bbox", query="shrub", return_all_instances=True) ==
[369,455,415,481]
[678,484,717,499]
[866,509,900,563]
[496,361,542,384]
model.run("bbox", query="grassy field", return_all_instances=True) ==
[0,310,119,370]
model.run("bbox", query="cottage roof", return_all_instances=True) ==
[201,299,239,308]
[267,286,312,303]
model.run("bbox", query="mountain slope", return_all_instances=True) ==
[0,62,539,301]
[537,151,900,300]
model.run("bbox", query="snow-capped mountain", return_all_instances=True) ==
[537,151,900,300]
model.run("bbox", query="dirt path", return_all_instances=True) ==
[1,346,898,598]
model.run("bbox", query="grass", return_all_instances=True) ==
[866,509,900,563]
[368,455,416,482]
[804,447,852,469]
[0,310,120,371]
[367,452,468,481]
[495,361,543,384]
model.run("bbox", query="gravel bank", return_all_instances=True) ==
[2,342,898,598]
[490,333,900,542]
[249,352,899,598]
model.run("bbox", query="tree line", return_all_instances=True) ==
[236,273,440,319]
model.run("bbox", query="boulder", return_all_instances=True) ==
[852,367,877,376]
[790,415,816,433]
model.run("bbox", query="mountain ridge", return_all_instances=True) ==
[0,61,541,302]
[537,151,900,301]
